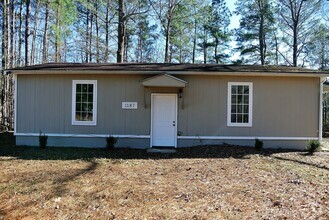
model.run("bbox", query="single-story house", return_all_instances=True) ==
[4,63,329,149]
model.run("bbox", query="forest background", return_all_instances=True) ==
[1,0,329,70]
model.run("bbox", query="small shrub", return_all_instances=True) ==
[106,135,118,150]
[39,131,48,149]
[307,140,321,155]
[255,138,263,151]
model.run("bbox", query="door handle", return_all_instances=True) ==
[173,121,176,126]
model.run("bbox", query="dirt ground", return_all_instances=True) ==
[0,133,328,219]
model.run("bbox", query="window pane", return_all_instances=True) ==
[238,86,243,94]
[76,94,81,102]
[81,103,88,111]
[80,112,86,121]
[231,105,236,113]
[87,113,93,121]
[237,104,242,113]
[243,95,249,104]
[243,114,249,123]
[76,103,81,111]
[76,84,81,93]
[244,105,249,113]
[237,114,242,122]
[81,94,87,102]
[82,84,88,92]
[232,86,237,94]
[88,103,93,111]
[245,95,249,103]
[232,95,237,104]
[88,84,93,93]
[88,94,93,102]
[238,95,243,104]
[231,114,236,123]
[243,86,249,94]
[75,112,82,121]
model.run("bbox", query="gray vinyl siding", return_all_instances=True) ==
[17,74,150,135]
[16,73,319,140]
[179,75,318,137]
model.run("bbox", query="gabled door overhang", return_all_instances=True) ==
[141,74,187,88]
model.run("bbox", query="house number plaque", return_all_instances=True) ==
[122,102,138,109]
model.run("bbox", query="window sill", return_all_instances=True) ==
[227,123,252,127]
[72,121,97,126]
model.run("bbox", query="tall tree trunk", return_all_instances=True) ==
[89,9,93,63]
[259,13,265,65]
[292,22,298,66]
[42,0,50,63]
[104,0,110,62]
[192,20,197,64]
[124,32,128,62]
[203,29,207,64]
[2,0,8,69]
[85,1,90,63]
[31,1,40,65]
[214,38,219,64]
[274,33,279,65]
[55,3,60,62]
[117,0,125,63]
[9,0,14,68]
[25,0,31,66]
[18,1,23,66]
[136,27,142,62]
[164,19,171,63]
[95,1,100,63]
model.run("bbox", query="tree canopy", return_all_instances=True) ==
[0,0,328,69]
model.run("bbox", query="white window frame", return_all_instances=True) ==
[227,82,253,127]
[72,80,97,126]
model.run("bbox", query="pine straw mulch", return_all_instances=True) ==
[0,133,328,219]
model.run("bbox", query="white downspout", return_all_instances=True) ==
[319,77,326,142]
[13,73,17,135]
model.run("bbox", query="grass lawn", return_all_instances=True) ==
[0,132,328,219]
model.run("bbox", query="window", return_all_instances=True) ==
[72,80,97,125]
[227,82,253,127]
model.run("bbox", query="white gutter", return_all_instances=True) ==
[319,77,326,142]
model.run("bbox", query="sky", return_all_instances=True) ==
[225,0,240,61]
[225,0,240,30]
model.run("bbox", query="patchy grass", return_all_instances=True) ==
[0,132,328,219]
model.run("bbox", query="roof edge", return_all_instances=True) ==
[10,69,328,78]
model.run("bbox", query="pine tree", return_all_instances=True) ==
[277,0,321,66]
[235,0,274,65]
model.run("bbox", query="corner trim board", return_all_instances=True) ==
[14,74,17,134]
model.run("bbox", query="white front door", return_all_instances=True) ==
[151,94,177,147]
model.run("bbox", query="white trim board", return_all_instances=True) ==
[177,136,318,141]
[14,133,318,141]
[14,74,17,134]
[14,133,150,139]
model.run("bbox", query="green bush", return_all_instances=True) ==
[106,135,118,150]
[307,140,321,155]
[39,131,48,149]
[255,138,263,151]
